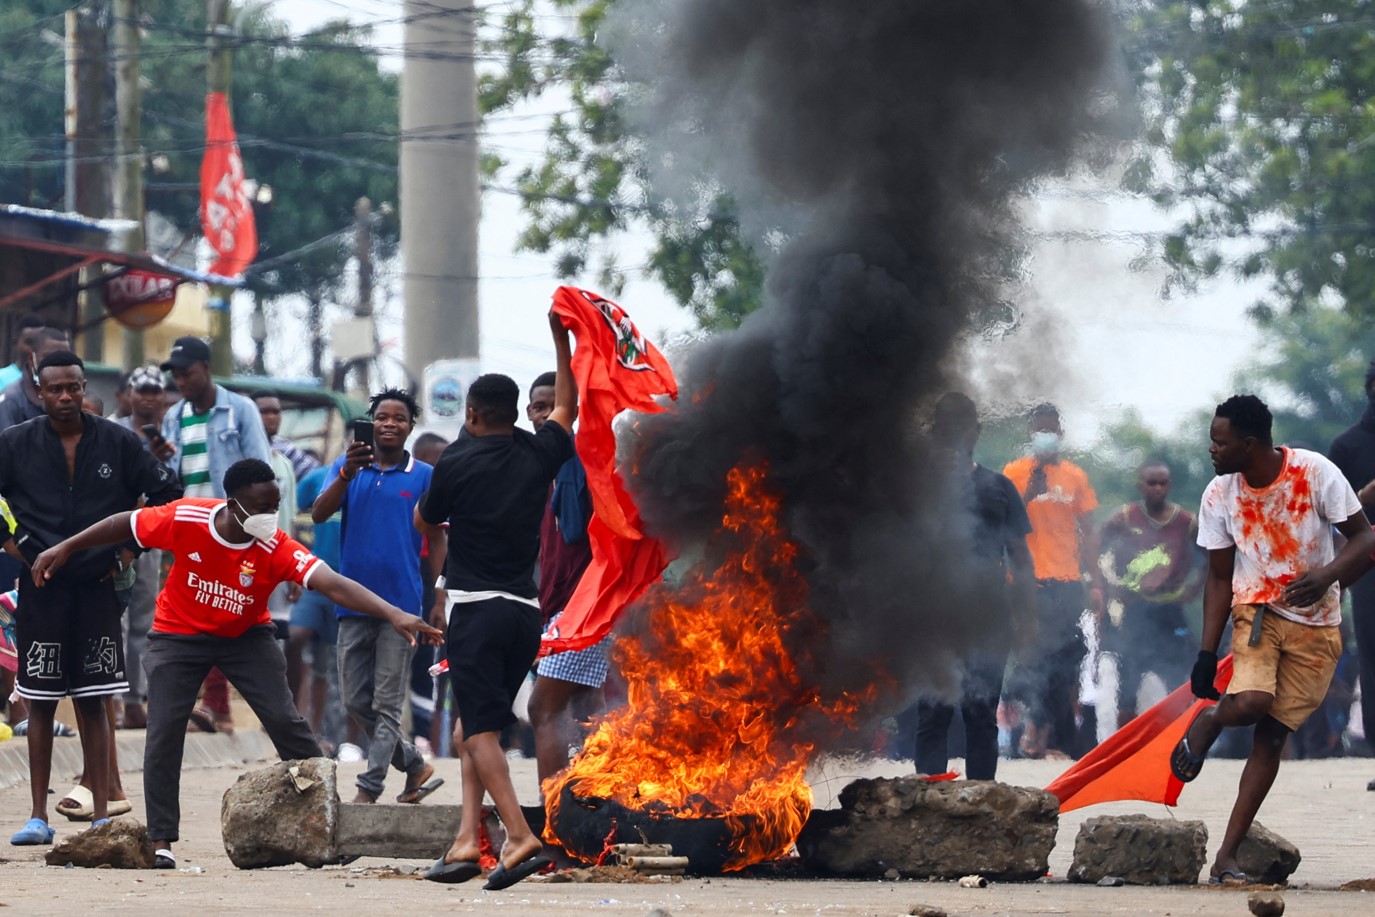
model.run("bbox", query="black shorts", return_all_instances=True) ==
[15,576,127,701]
[446,596,541,740]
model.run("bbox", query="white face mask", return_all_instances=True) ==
[233,499,278,541]
[1030,430,1061,458]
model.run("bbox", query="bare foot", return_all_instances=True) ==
[499,833,544,870]
[351,789,378,804]
[441,839,482,866]
[396,762,436,803]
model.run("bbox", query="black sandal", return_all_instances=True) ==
[1170,711,1208,783]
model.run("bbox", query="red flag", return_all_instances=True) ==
[200,92,258,278]
[539,287,678,656]
[1045,655,1234,812]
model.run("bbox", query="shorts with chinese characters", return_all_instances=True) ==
[15,576,128,701]
[1228,603,1341,731]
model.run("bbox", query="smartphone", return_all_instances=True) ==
[140,424,163,443]
[353,420,375,449]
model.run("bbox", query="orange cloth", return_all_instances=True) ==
[1045,655,1234,812]
[1002,456,1098,581]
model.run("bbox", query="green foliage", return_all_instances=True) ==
[0,1,399,303]
[0,2,80,207]
[482,0,765,329]
[1131,1,1375,317]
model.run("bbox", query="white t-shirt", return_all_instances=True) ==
[1197,447,1362,627]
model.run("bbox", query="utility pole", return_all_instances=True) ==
[352,196,373,391]
[66,7,109,361]
[401,0,480,381]
[112,0,145,369]
[355,196,373,320]
[206,0,234,377]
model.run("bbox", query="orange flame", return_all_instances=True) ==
[544,463,875,870]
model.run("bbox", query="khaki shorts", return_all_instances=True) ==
[1228,604,1342,731]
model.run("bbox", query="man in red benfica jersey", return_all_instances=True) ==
[31,458,441,869]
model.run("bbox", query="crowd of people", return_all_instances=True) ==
[0,309,1371,889]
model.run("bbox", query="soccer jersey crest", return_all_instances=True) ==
[584,290,651,372]
[238,559,256,588]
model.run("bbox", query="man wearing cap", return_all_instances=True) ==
[156,337,271,497]
[1328,358,1375,792]
[156,337,271,733]
[112,365,172,729]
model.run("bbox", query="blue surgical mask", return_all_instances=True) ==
[1030,431,1061,457]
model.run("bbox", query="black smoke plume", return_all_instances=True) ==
[617,2,1118,709]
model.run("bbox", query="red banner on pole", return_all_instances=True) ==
[200,92,258,278]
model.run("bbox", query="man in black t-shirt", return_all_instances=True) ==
[913,392,1035,781]
[416,315,577,889]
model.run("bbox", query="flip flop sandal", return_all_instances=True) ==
[153,848,176,869]
[397,777,445,805]
[56,785,95,821]
[483,854,551,891]
[424,857,482,884]
[10,818,55,846]
[1209,868,1251,886]
[1170,711,1208,783]
[187,708,217,733]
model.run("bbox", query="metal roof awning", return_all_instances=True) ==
[0,203,244,314]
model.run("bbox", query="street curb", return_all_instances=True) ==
[0,729,276,791]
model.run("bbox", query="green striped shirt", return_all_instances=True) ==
[179,405,214,497]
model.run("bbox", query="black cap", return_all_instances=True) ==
[161,336,211,371]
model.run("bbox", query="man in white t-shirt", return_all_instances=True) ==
[1172,395,1374,885]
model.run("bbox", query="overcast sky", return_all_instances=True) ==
[267,0,1264,445]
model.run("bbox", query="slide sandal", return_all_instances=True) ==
[424,857,482,884]
[483,854,550,890]
[56,785,94,821]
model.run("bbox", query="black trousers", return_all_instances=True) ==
[143,625,321,842]
[914,649,1008,780]
[1011,579,1087,753]
[1350,576,1375,752]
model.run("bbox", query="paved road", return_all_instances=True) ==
[0,743,1371,915]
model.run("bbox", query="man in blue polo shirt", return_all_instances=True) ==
[310,390,447,804]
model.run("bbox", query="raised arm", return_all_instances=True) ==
[546,313,578,433]
[311,441,373,524]
[307,564,443,647]
[31,512,138,585]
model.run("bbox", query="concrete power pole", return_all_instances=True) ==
[112,0,146,369]
[401,0,480,382]
[206,0,234,377]
[66,7,109,362]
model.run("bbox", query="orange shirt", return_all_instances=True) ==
[1002,456,1098,582]
[133,498,322,637]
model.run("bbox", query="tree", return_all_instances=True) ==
[0,2,82,208]
[1130,0,1375,320]
[482,0,765,330]
[0,1,399,315]
[138,2,399,305]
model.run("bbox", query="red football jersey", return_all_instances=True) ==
[133,498,323,637]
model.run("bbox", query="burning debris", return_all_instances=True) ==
[545,466,875,871]
[544,0,1119,871]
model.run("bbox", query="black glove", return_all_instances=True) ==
[1190,650,1220,700]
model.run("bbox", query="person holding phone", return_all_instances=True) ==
[309,393,446,806]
